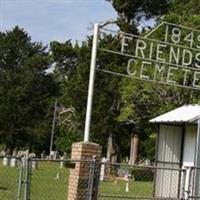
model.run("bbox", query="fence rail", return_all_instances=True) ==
[0,156,22,200]
[0,156,94,200]
[98,162,187,200]
[188,166,200,199]
[0,156,200,200]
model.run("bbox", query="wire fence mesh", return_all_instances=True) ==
[0,156,200,200]
[188,167,200,200]
[29,159,69,200]
[0,156,22,200]
[0,157,95,200]
[29,159,96,200]
[98,163,186,200]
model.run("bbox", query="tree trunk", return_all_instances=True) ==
[129,133,139,164]
[106,133,118,163]
[107,133,113,162]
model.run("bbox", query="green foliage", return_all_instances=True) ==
[105,0,171,33]
[0,27,58,154]
[140,134,156,162]
[104,0,200,161]
[50,37,129,156]
[1,0,200,161]
[52,0,200,160]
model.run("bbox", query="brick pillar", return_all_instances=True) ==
[67,142,102,200]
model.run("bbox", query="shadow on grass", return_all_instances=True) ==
[0,186,8,190]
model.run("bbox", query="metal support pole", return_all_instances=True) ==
[49,99,57,158]
[24,157,31,200]
[194,119,200,196]
[195,120,200,166]
[88,156,96,200]
[17,159,23,200]
[84,23,99,142]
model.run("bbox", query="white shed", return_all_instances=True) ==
[150,105,200,199]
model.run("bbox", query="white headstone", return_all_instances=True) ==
[60,156,64,168]
[10,158,16,167]
[32,160,38,169]
[125,173,130,192]
[125,182,129,192]
[55,172,60,180]
[2,157,9,166]
[100,157,108,181]
[21,157,26,167]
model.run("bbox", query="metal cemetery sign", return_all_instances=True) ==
[99,22,200,90]
[84,22,200,142]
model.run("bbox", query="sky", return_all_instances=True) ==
[0,0,117,44]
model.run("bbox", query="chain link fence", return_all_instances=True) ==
[29,159,69,200]
[0,156,95,200]
[98,163,187,200]
[1,156,200,200]
[28,159,96,200]
[188,167,200,200]
[0,156,22,200]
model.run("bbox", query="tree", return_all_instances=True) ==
[102,0,170,162]
[105,0,171,33]
[0,27,58,154]
[50,0,176,160]
[50,35,131,159]
[52,0,200,161]
[106,0,200,162]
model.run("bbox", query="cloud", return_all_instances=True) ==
[0,0,117,44]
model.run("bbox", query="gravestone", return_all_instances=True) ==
[100,157,108,181]
[10,158,17,167]
[2,157,10,166]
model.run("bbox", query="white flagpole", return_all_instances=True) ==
[49,99,57,158]
[84,23,99,142]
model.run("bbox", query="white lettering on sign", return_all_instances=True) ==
[122,38,200,68]
[135,40,146,58]
[195,53,200,68]
[193,71,200,88]
[99,22,200,90]
[182,49,192,66]
[127,59,137,76]
[140,61,151,79]
[121,35,132,53]
[125,61,200,89]
[169,47,180,64]
[156,44,167,62]
[154,64,165,82]
[167,67,177,84]
[182,69,190,86]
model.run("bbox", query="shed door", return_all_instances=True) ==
[155,125,182,198]
[183,126,196,166]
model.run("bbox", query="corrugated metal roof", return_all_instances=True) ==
[150,105,200,123]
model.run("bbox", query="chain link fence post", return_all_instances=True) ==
[88,155,101,200]
[88,156,96,200]
[17,158,23,200]
[23,157,31,200]
[181,168,187,199]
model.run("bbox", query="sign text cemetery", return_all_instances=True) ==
[100,23,200,90]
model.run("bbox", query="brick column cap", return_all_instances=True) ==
[72,141,102,149]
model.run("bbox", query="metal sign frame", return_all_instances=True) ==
[84,22,200,142]
[99,23,200,91]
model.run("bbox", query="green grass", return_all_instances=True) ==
[99,179,153,197]
[30,162,69,200]
[0,161,153,200]
[0,165,19,200]
[0,161,69,200]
